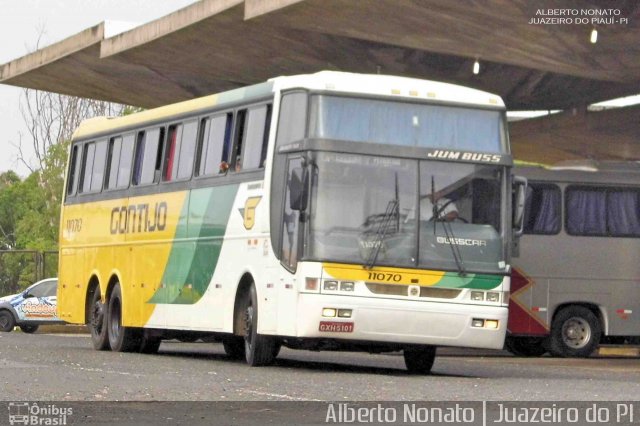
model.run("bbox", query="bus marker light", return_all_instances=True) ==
[324,280,338,291]
[472,319,484,328]
[486,292,500,302]
[471,291,484,301]
[485,320,499,329]
[322,308,337,317]
[305,278,318,290]
[338,309,352,318]
[340,281,355,291]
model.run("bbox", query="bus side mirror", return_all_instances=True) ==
[289,167,308,211]
[512,176,527,237]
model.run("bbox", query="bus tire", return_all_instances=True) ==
[138,333,161,354]
[549,306,601,358]
[222,336,246,359]
[88,287,109,350]
[0,310,15,332]
[243,284,277,366]
[107,282,141,352]
[403,345,436,374]
[504,336,547,357]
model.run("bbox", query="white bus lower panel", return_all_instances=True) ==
[294,294,507,349]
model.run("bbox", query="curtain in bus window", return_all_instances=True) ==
[310,96,502,152]
[164,125,182,181]
[566,189,606,235]
[523,185,560,234]
[608,190,640,236]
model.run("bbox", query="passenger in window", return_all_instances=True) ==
[219,161,229,174]
[235,156,242,172]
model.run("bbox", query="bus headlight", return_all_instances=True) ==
[470,291,484,301]
[324,280,339,291]
[486,292,500,302]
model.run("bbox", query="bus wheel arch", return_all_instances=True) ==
[233,273,277,366]
[549,304,602,358]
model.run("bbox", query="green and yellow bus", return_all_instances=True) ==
[58,71,521,373]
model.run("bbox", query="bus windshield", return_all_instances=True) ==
[309,95,505,153]
[306,152,505,273]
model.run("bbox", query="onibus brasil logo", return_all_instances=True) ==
[8,402,72,425]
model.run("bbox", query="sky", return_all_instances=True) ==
[0,0,198,176]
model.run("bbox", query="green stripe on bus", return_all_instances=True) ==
[433,272,503,290]
[148,184,239,304]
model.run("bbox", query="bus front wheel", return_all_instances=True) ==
[243,284,277,366]
[404,345,436,374]
[107,282,141,352]
[549,306,601,358]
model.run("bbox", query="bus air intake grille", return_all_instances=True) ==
[365,283,461,299]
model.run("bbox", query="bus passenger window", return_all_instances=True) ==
[107,134,135,190]
[90,140,107,193]
[566,188,606,236]
[117,134,135,188]
[231,110,247,172]
[523,184,561,234]
[163,124,181,181]
[79,143,95,193]
[133,128,165,186]
[241,104,272,170]
[197,114,233,176]
[105,136,123,190]
[176,120,198,180]
[66,145,80,196]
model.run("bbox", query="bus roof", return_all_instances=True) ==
[272,71,505,109]
[72,71,505,141]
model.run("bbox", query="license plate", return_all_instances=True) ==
[319,321,354,333]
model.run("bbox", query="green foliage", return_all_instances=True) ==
[0,141,68,294]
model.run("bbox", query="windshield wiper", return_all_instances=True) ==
[365,173,399,269]
[431,176,466,276]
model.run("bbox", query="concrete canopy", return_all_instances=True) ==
[1,0,639,162]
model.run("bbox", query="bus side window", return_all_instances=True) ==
[231,110,247,172]
[523,184,561,234]
[176,120,198,180]
[196,114,232,176]
[90,140,108,193]
[240,104,272,170]
[133,127,165,186]
[117,134,135,188]
[105,136,123,190]
[163,124,182,182]
[66,145,80,196]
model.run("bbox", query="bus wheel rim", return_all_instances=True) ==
[561,317,591,349]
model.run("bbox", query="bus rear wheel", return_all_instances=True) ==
[243,284,277,366]
[107,282,141,352]
[404,345,436,374]
[88,287,109,350]
[549,306,601,358]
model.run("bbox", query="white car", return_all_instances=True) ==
[0,278,63,333]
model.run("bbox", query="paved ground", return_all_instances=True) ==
[1,332,639,402]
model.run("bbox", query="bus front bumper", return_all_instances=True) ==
[295,293,508,349]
